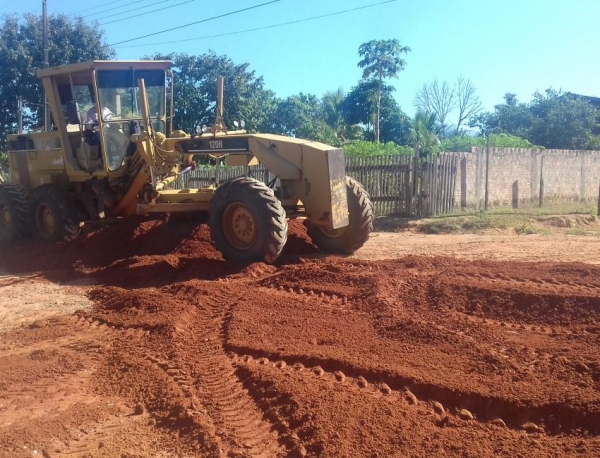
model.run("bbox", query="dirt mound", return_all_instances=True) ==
[1,221,600,456]
[540,215,596,228]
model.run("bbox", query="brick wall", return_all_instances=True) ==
[453,148,600,209]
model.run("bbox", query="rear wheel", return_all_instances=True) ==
[305,176,373,254]
[209,177,287,263]
[28,185,82,242]
[0,185,28,242]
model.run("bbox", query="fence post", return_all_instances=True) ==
[539,155,545,207]
[484,135,490,211]
[413,144,420,215]
[580,152,586,202]
[460,156,467,210]
[597,179,600,217]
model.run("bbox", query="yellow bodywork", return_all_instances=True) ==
[5,60,350,231]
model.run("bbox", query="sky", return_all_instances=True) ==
[3,0,600,125]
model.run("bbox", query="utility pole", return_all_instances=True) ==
[17,96,23,134]
[42,0,49,131]
[484,133,490,211]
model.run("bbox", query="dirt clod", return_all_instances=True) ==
[380,383,392,395]
[312,366,324,377]
[459,409,474,420]
[404,390,418,405]
[433,401,445,415]
[490,418,507,427]
[521,422,543,434]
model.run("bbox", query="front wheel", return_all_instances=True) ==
[305,176,373,254]
[209,177,288,263]
[28,185,82,242]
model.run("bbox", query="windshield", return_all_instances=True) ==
[96,69,166,170]
[96,69,166,120]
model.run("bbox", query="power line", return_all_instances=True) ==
[114,0,399,49]
[108,0,282,47]
[83,0,146,19]
[0,0,19,12]
[78,0,125,15]
[100,0,198,26]
[94,0,170,22]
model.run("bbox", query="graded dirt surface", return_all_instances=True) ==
[1,217,600,457]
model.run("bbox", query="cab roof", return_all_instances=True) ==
[37,60,172,78]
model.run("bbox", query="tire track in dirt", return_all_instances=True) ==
[86,282,288,457]
[0,314,183,458]
[167,287,287,457]
[226,283,600,437]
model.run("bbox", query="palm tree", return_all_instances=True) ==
[323,88,346,139]
[322,88,360,142]
[358,39,411,143]
[411,111,441,157]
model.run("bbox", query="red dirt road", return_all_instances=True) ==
[1,217,600,457]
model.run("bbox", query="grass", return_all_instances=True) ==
[412,205,600,236]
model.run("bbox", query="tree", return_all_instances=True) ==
[148,52,276,135]
[440,133,535,152]
[0,151,8,179]
[414,76,483,135]
[455,77,482,133]
[272,94,338,145]
[414,79,455,136]
[0,13,113,148]
[341,79,411,145]
[502,93,518,107]
[357,39,411,143]
[322,88,361,142]
[411,111,441,156]
[471,89,600,149]
[527,89,600,149]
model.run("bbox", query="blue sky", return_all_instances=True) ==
[3,0,600,124]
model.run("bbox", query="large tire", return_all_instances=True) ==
[209,177,288,263]
[305,176,374,254]
[28,185,82,243]
[0,185,28,242]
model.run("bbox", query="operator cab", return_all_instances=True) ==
[40,61,172,174]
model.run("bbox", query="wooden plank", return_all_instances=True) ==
[450,155,458,212]
[436,153,446,215]
[442,153,451,214]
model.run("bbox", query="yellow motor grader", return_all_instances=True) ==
[0,60,373,263]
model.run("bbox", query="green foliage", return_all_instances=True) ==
[271,93,339,145]
[357,38,411,143]
[322,88,361,142]
[148,52,276,135]
[0,151,8,179]
[0,13,113,148]
[590,206,598,221]
[471,89,600,149]
[411,111,441,156]
[440,133,536,152]
[341,80,411,145]
[357,39,411,81]
[343,140,413,156]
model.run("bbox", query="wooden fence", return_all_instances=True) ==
[175,153,459,218]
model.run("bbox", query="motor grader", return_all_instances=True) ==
[0,60,373,263]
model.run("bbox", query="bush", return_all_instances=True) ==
[440,133,538,152]
[343,140,413,156]
[0,151,8,180]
